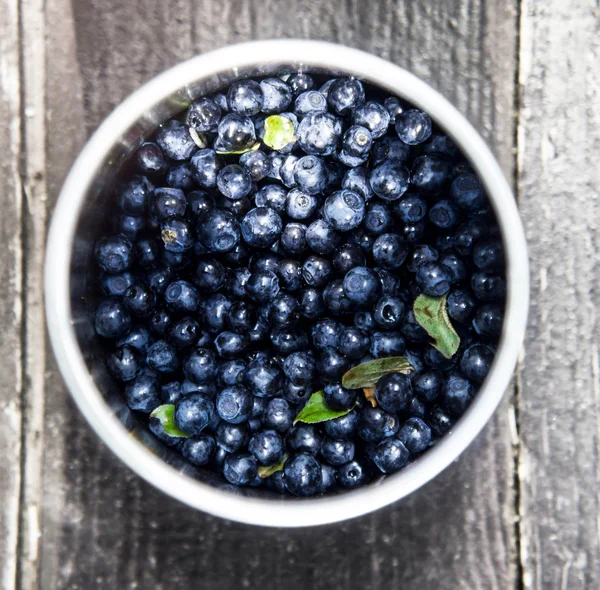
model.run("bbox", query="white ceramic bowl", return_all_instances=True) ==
[45,39,529,527]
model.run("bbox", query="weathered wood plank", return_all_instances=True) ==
[38,1,520,589]
[517,0,600,588]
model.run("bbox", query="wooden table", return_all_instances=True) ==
[1,0,598,588]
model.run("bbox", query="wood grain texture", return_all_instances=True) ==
[0,1,23,589]
[517,0,600,588]
[33,1,521,589]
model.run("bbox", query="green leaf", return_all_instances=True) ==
[150,404,191,438]
[413,293,461,359]
[216,141,261,155]
[293,391,354,425]
[263,115,296,151]
[341,357,415,389]
[258,454,288,478]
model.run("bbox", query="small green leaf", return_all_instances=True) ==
[258,454,288,478]
[341,357,415,389]
[150,404,191,438]
[293,391,354,425]
[216,141,261,155]
[413,293,461,359]
[263,115,296,151]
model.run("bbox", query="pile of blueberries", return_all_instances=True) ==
[92,72,506,497]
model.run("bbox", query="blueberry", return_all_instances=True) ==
[294,90,327,118]
[135,144,167,176]
[190,149,224,187]
[217,359,246,387]
[374,268,402,297]
[342,127,372,161]
[245,270,280,303]
[216,164,252,201]
[94,234,134,274]
[238,151,269,183]
[460,344,494,383]
[306,219,340,255]
[423,346,457,372]
[175,392,215,435]
[197,209,241,255]
[250,252,281,274]
[416,262,453,296]
[337,460,370,489]
[193,259,226,292]
[226,301,256,333]
[244,359,283,398]
[181,434,216,466]
[319,463,337,492]
[116,214,145,239]
[372,234,408,269]
[160,249,190,270]
[342,166,373,201]
[373,295,406,329]
[216,422,248,452]
[214,331,249,359]
[283,351,316,384]
[323,279,354,316]
[336,149,368,168]
[121,284,155,318]
[428,405,454,436]
[324,383,358,411]
[302,255,333,288]
[317,347,350,383]
[117,324,151,354]
[164,280,200,313]
[338,327,370,359]
[332,243,365,274]
[260,77,293,113]
[370,161,410,201]
[187,97,222,132]
[166,163,196,190]
[471,272,506,302]
[473,239,505,271]
[442,372,474,416]
[294,289,322,321]
[436,234,456,252]
[268,294,299,329]
[353,101,390,139]
[321,438,355,466]
[227,79,263,115]
[354,310,377,334]
[286,425,322,455]
[255,184,287,213]
[281,222,308,255]
[182,347,217,384]
[165,317,201,350]
[327,77,365,115]
[94,298,132,338]
[297,112,342,156]
[422,134,458,157]
[384,96,404,120]
[372,439,410,473]
[262,398,295,433]
[405,396,427,420]
[223,453,258,486]
[160,216,194,252]
[311,319,342,350]
[118,175,154,216]
[323,190,365,231]
[370,331,406,358]
[156,120,196,160]
[358,405,399,442]
[447,289,477,323]
[241,207,283,249]
[450,173,486,212]
[249,430,284,466]
[134,238,159,270]
[372,137,411,165]
[267,153,286,180]
[288,73,315,96]
[294,156,328,195]
[286,188,319,220]
[375,373,412,413]
[454,219,486,257]
[411,154,453,195]
[281,379,312,405]
[439,251,468,283]
[472,303,503,339]
[215,385,252,424]
[149,308,172,336]
[283,453,322,496]
[393,193,427,223]
[124,373,160,413]
[324,411,358,440]
[395,108,432,145]
[364,201,393,236]
[106,345,141,382]
[412,369,443,402]
[145,340,178,373]
[160,381,183,405]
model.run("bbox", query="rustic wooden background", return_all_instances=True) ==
[0,0,598,588]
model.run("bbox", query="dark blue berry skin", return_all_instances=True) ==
[251,396,267,420]
[260,78,293,112]
[217,113,256,153]
[342,167,373,201]
[372,234,408,269]
[472,304,503,339]
[223,453,258,486]
[192,260,225,294]
[245,270,280,303]
[354,311,377,334]
[135,144,167,176]
[262,397,295,433]
[450,173,486,212]
[384,96,404,120]
[471,272,506,302]
[323,189,366,232]
[146,340,178,373]
[149,414,184,447]
[324,411,358,440]
[163,280,199,314]
[370,161,410,201]
[342,266,381,306]
[297,112,343,156]
[216,385,253,424]
[135,238,159,269]
[372,439,410,473]
[249,430,284,465]
[416,262,453,296]
[244,360,283,398]
[331,244,365,276]
[226,301,256,333]
[175,393,215,435]
[106,345,141,382]
[211,446,229,471]
[440,252,468,284]
[372,137,411,166]
[407,245,439,273]
[151,187,187,221]
[239,150,270,183]
[167,163,196,190]
[402,220,427,243]
[413,369,443,402]
[187,97,222,132]
[294,156,328,195]
[338,327,370,359]
[156,120,196,160]
[181,378,217,398]
[364,201,393,236]
[255,185,287,214]
[118,175,154,216]
[286,425,322,455]
[447,289,477,323]
[203,295,232,334]
[395,108,432,145]
[286,189,319,220]
[442,373,474,416]
[161,216,194,252]
[267,153,286,180]
[94,298,132,338]
[460,344,494,383]
[250,252,280,274]
[411,154,453,195]
[228,269,251,300]
[116,214,145,239]
[323,279,354,316]
[294,90,327,118]
[197,208,240,253]
[312,319,342,350]
[283,453,322,496]
[94,234,134,274]
[181,434,216,466]
[227,79,263,115]
[302,255,333,288]
[401,310,429,343]
[160,249,190,270]
[429,405,454,437]
[373,295,406,329]
[117,325,151,354]
[306,219,340,255]
[327,77,365,115]
[149,308,172,336]
[283,351,316,384]
[422,134,458,157]
[190,149,224,188]
[217,164,252,201]
[374,269,402,298]
[281,380,312,405]
[317,347,350,383]
[321,438,355,466]
[338,460,370,489]
[353,101,390,139]
[319,464,337,492]
[323,384,358,411]
[393,193,428,223]
[266,470,286,493]
[370,331,406,358]
[267,294,299,329]
[429,200,459,230]
[358,406,399,442]
[342,125,372,157]
[288,73,315,96]
[216,422,248,452]
[217,359,246,387]
[124,373,160,413]
[298,288,324,319]
[405,396,427,420]
[215,331,249,359]
[337,148,368,169]
[454,220,486,257]
[375,372,413,413]
[182,347,217,384]
[120,285,155,321]
[473,239,505,271]
[241,207,283,249]
[160,381,183,404]
[436,234,455,252]
[281,223,308,255]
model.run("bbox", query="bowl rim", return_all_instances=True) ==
[45,39,529,527]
